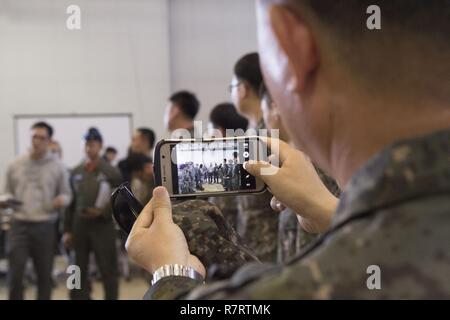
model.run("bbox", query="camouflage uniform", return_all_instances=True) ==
[144,128,450,299]
[277,167,341,264]
[209,196,239,231]
[170,200,258,280]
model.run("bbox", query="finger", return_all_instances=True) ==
[259,137,291,163]
[132,198,154,229]
[243,160,279,183]
[151,186,173,225]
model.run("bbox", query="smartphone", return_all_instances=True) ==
[154,136,267,199]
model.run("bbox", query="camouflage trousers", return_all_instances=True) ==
[172,200,259,281]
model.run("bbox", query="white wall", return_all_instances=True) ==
[0,0,258,185]
[0,0,171,184]
[169,0,258,124]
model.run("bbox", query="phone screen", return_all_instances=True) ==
[156,137,266,197]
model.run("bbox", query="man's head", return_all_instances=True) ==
[30,122,53,158]
[131,128,156,155]
[230,53,264,117]
[128,153,153,181]
[256,0,450,180]
[104,147,118,163]
[84,127,103,161]
[164,91,200,132]
[209,103,249,137]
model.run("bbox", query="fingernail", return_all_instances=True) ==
[153,186,168,197]
[243,160,255,170]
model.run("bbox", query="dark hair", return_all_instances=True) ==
[105,147,118,154]
[169,91,200,120]
[137,128,156,150]
[294,0,449,41]
[128,153,152,173]
[209,103,248,132]
[234,53,264,94]
[84,127,103,143]
[287,0,450,88]
[31,122,53,138]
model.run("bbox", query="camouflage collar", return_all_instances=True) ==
[333,128,450,226]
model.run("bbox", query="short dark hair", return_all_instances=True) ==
[105,147,117,154]
[283,0,450,94]
[137,128,156,150]
[290,0,449,43]
[31,122,53,138]
[210,103,248,132]
[169,91,200,120]
[128,153,152,173]
[234,53,264,94]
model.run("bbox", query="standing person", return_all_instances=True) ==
[222,159,231,191]
[63,128,122,300]
[260,82,340,263]
[207,163,214,184]
[128,153,156,205]
[118,128,156,182]
[209,103,249,229]
[231,152,241,191]
[164,91,200,139]
[213,164,219,184]
[229,52,279,262]
[5,122,72,300]
[102,147,118,165]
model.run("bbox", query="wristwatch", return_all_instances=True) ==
[151,264,205,286]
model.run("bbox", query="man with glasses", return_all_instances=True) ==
[229,52,279,262]
[4,122,72,300]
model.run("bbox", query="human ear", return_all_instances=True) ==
[269,5,318,93]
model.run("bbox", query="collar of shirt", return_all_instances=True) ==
[333,128,450,226]
[85,159,100,172]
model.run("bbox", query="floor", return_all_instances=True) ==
[0,256,150,300]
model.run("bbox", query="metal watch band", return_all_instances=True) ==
[151,264,204,286]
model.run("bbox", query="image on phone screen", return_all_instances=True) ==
[156,137,266,197]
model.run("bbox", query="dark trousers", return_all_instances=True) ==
[8,220,57,300]
[70,219,118,300]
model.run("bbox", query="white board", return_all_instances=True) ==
[14,114,133,169]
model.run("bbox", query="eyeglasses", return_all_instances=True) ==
[111,182,144,234]
[228,82,241,93]
[32,135,49,141]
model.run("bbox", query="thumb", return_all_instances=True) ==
[243,160,279,184]
[151,186,173,225]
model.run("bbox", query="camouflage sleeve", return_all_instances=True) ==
[209,196,239,230]
[315,166,341,197]
[171,200,259,280]
[144,277,201,300]
[146,195,450,299]
[237,191,279,262]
